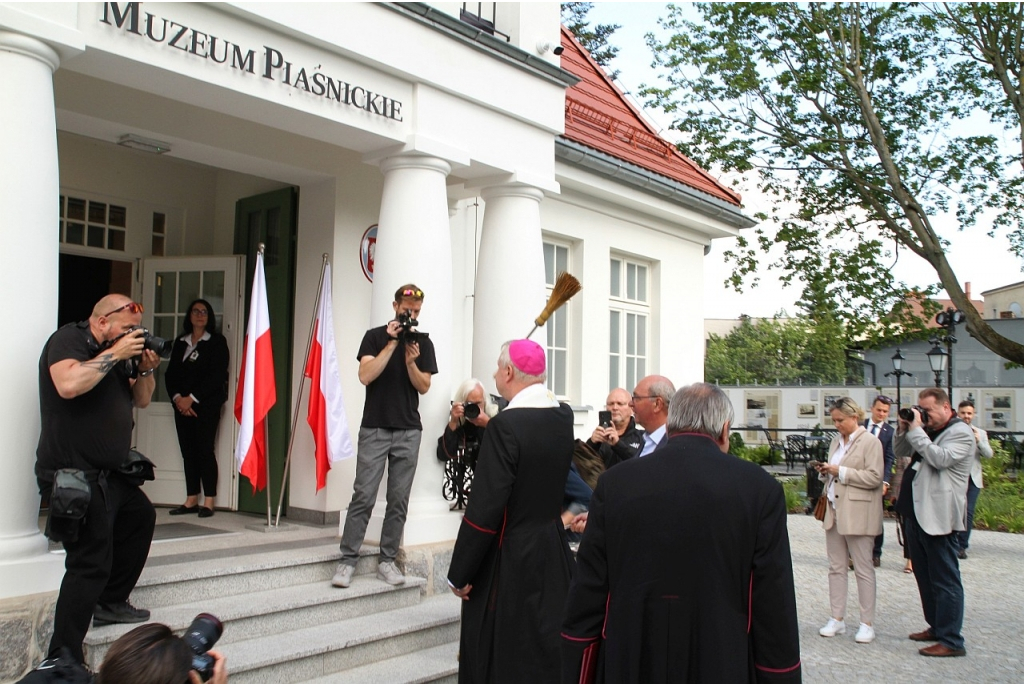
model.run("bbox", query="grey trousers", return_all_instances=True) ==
[339,427,421,565]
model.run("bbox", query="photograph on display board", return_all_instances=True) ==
[797,403,817,418]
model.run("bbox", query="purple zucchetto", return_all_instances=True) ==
[508,339,545,376]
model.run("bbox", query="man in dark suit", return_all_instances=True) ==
[562,383,801,683]
[865,395,896,566]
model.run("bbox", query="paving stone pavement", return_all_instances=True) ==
[788,514,1024,683]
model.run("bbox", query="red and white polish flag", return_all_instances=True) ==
[234,251,276,493]
[305,262,354,492]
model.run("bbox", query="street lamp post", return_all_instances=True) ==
[884,348,912,414]
[934,307,964,399]
[927,342,948,389]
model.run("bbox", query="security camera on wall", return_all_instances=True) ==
[537,41,564,56]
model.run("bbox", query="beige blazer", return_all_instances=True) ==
[822,429,884,536]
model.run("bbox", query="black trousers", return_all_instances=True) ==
[48,473,155,662]
[173,407,221,497]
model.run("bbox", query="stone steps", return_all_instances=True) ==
[82,532,462,682]
[307,640,460,684]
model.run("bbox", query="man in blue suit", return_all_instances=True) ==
[865,395,897,566]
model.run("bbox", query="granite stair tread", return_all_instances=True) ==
[222,594,461,675]
[306,641,460,683]
[84,574,426,647]
[135,540,346,587]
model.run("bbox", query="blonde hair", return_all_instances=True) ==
[830,396,866,421]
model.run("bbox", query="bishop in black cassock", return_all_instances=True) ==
[447,340,576,683]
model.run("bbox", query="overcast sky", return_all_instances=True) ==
[587,2,1024,320]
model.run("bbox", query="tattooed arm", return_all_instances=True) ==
[50,329,146,399]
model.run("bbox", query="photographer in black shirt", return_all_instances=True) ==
[35,295,160,666]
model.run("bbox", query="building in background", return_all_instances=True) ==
[1,0,751,643]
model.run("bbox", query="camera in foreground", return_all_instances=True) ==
[898,405,928,423]
[183,613,223,681]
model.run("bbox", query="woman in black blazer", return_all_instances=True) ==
[164,298,229,518]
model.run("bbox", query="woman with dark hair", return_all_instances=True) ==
[165,299,229,518]
[97,623,226,684]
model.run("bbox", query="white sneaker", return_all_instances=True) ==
[855,623,875,644]
[819,618,846,637]
[377,561,406,585]
[331,563,354,588]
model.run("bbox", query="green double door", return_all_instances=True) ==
[234,187,298,516]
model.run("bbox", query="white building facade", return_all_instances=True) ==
[0,1,750,621]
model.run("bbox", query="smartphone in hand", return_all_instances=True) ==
[598,410,612,428]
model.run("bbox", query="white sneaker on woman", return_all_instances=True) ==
[855,623,875,644]
[819,618,846,637]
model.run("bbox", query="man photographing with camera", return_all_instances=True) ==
[35,294,160,667]
[334,284,437,589]
[894,388,974,658]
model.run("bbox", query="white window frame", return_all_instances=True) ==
[609,255,651,393]
[543,239,572,398]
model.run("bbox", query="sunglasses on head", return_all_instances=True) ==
[875,395,894,405]
[104,301,143,317]
[402,289,424,298]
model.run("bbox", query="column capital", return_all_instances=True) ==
[0,31,60,72]
[379,154,452,177]
[480,184,544,203]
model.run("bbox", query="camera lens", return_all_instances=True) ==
[464,403,481,420]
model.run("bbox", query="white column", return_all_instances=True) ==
[356,154,461,545]
[472,184,547,393]
[0,31,67,598]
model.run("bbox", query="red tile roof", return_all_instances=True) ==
[559,25,742,207]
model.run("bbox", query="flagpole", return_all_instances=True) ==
[252,242,273,528]
[274,253,329,526]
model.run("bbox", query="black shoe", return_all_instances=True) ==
[93,601,150,626]
[168,504,200,515]
[957,548,968,560]
[198,507,214,518]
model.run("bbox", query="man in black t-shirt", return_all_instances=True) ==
[36,294,160,665]
[333,284,438,589]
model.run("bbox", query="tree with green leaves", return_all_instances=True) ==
[561,2,620,77]
[705,315,851,386]
[644,2,1024,363]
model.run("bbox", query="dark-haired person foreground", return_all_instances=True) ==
[36,294,159,666]
[19,622,229,684]
[165,299,229,518]
[562,383,801,683]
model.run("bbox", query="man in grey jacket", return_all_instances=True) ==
[955,401,993,559]
[894,388,974,658]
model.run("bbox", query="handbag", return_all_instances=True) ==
[45,468,92,543]
[813,493,827,521]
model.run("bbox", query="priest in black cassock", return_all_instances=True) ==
[562,383,802,684]
[447,339,575,683]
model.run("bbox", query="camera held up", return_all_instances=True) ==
[182,613,223,681]
[111,325,173,359]
[898,405,928,423]
[396,312,428,344]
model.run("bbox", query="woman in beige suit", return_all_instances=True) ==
[814,397,884,644]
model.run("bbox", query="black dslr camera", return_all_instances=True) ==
[451,400,481,420]
[182,613,223,681]
[898,405,928,423]
[396,312,428,344]
[106,325,174,360]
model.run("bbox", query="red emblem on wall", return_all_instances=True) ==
[360,224,377,283]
